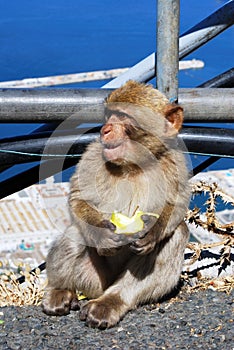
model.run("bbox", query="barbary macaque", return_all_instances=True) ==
[42,80,190,328]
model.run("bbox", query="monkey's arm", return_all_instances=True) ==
[71,199,104,227]
[130,203,186,255]
[70,199,131,256]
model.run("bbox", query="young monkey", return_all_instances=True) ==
[42,80,190,329]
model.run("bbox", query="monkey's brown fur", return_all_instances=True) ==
[42,81,190,329]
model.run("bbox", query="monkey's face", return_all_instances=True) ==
[100,104,169,167]
[100,109,137,164]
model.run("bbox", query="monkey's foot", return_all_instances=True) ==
[42,289,79,316]
[79,294,127,329]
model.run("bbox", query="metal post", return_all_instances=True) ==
[156,0,180,101]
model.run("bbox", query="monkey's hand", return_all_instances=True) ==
[96,220,131,256]
[129,214,158,255]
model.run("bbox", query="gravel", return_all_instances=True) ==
[0,289,233,350]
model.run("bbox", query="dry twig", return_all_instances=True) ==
[186,181,234,236]
[0,263,46,307]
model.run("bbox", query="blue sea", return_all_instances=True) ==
[0,0,233,181]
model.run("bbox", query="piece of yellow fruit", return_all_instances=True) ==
[77,292,87,300]
[110,210,159,235]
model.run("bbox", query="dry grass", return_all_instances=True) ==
[182,274,234,294]
[0,264,46,307]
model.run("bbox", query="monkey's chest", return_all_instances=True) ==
[96,175,166,217]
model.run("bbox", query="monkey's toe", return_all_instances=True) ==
[70,297,82,311]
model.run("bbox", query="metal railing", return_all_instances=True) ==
[0,0,233,199]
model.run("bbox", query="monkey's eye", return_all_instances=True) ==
[104,108,112,121]
[104,108,132,122]
[125,123,136,136]
[117,114,129,122]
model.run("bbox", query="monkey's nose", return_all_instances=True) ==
[101,123,113,136]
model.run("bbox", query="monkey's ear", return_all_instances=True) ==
[164,105,183,137]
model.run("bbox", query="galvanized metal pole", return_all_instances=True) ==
[156,0,180,101]
[0,88,233,122]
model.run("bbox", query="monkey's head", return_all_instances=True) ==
[100,80,183,167]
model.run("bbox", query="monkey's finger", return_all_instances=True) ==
[129,240,156,255]
[141,215,157,227]
[101,219,116,232]
[111,232,130,244]
[129,229,148,240]
[141,214,151,224]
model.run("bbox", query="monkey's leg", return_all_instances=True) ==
[80,222,189,329]
[42,226,111,316]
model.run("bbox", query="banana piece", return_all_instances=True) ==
[110,209,159,235]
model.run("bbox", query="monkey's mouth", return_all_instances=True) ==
[102,142,125,161]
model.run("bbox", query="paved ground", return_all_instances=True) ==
[0,288,233,350]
